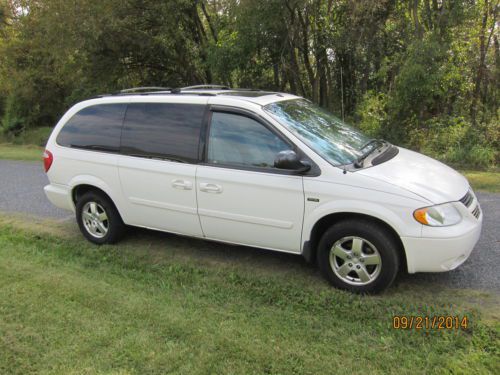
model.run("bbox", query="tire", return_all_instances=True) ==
[75,191,126,245]
[317,219,400,294]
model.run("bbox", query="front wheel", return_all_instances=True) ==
[317,220,400,294]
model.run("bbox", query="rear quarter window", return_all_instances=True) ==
[56,104,127,151]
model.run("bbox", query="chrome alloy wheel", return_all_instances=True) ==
[81,202,109,239]
[329,236,382,286]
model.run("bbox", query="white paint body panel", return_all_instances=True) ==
[196,165,304,252]
[118,156,202,236]
[402,194,483,272]
[43,92,482,275]
[357,147,469,204]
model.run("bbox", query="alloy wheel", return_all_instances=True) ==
[329,236,382,286]
[81,201,109,239]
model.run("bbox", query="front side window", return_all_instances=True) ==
[57,104,127,151]
[207,112,291,168]
[264,99,370,165]
[121,103,205,162]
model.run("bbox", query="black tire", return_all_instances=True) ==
[75,191,126,245]
[317,219,400,294]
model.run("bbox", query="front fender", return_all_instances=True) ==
[302,198,422,246]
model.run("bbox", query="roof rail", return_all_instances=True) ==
[119,87,172,93]
[179,84,231,91]
[93,84,259,99]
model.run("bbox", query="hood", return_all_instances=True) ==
[358,147,469,204]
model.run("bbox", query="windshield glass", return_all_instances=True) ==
[264,99,370,165]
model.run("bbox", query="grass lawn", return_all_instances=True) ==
[0,215,498,374]
[0,143,43,162]
[460,170,500,194]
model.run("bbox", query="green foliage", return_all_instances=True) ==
[355,91,388,137]
[1,93,25,136]
[0,0,498,168]
[408,115,498,169]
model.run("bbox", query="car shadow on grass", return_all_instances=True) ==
[119,225,324,285]
[3,212,496,295]
[117,225,497,295]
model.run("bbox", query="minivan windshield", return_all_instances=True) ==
[264,99,371,165]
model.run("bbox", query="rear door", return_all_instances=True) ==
[196,107,305,253]
[118,98,207,236]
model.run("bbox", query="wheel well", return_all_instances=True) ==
[72,184,114,207]
[306,212,407,272]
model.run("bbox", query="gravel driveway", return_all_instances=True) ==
[0,159,498,292]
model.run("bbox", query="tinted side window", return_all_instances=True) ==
[121,103,205,162]
[207,112,292,168]
[56,104,126,151]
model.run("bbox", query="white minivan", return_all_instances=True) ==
[43,86,482,293]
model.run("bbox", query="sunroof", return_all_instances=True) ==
[219,91,276,97]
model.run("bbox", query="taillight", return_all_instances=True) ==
[43,150,53,172]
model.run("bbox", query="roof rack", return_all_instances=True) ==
[119,87,172,93]
[179,84,231,91]
[94,84,270,99]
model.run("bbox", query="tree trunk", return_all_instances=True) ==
[200,0,218,42]
[470,0,490,124]
[411,0,423,38]
[424,0,433,30]
[493,33,499,114]
[297,8,317,102]
[283,1,305,96]
[273,63,280,90]
[192,4,212,83]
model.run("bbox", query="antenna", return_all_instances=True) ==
[340,66,345,122]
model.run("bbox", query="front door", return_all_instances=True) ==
[196,109,304,252]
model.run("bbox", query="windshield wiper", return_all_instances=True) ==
[354,139,386,168]
[360,139,385,151]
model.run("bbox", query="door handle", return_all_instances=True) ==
[199,182,223,194]
[172,179,193,190]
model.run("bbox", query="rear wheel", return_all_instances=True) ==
[317,220,400,294]
[76,191,126,244]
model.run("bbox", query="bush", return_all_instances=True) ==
[444,145,496,169]
[355,91,387,138]
[355,110,498,169]
[1,94,26,137]
[11,126,53,146]
[415,115,498,169]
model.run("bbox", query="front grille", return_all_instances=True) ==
[459,190,474,207]
[472,205,481,219]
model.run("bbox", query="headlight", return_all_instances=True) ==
[413,203,462,226]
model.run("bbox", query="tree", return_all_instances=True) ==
[0,0,498,167]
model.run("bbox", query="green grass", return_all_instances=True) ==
[0,144,43,161]
[0,216,498,374]
[0,126,49,161]
[461,170,500,193]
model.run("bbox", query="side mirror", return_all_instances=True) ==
[274,150,311,173]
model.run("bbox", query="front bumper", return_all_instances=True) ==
[401,211,482,273]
